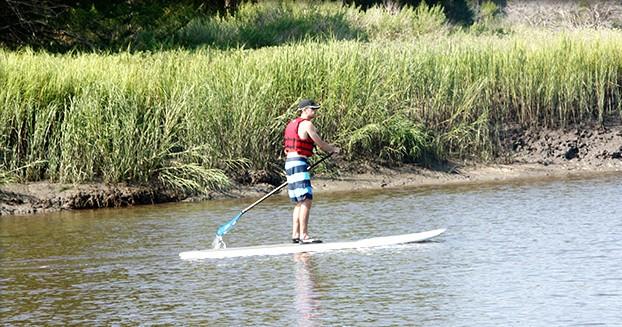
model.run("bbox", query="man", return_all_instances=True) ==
[284,99,339,244]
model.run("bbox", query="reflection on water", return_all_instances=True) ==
[294,253,320,326]
[1,173,622,325]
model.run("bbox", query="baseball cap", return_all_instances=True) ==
[298,99,320,110]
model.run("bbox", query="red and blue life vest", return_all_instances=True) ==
[284,118,315,157]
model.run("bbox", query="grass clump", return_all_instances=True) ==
[177,1,448,49]
[352,1,447,41]
[344,115,437,164]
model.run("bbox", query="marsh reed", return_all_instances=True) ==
[1,23,621,191]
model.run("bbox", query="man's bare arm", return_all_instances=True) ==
[303,122,337,154]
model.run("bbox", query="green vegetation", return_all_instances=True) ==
[1,1,622,192]
[178,2,447,49]
[0,0,476,51]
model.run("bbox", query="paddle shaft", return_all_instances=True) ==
[240,153,333,214]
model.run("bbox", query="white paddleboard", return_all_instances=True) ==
[179,228,446,260]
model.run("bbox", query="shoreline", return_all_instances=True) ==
[2,161,621,216]
[2,124,621,216]
[315,162,622,193]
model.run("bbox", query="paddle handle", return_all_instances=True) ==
[240,153,333,214]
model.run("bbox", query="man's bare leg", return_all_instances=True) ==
[298,198,312,240]
[292,203,301,239]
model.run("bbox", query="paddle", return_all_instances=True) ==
[213,153,334,249]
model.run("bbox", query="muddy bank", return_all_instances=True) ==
[0,183,183,216]
[2,124,621,216]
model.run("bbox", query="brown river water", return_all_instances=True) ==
[1,174,621,326]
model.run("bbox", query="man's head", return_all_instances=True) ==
[298,99,320,119]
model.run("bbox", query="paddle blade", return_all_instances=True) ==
[216,212,243,237]
[212,235,226,249]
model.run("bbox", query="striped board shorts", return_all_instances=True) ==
[285,156,313,203]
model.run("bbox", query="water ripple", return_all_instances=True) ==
[2,174,622,325]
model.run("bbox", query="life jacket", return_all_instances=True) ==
[283,117,315,157]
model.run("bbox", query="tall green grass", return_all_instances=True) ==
[177,1,447,49]
[1,29,622,191]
